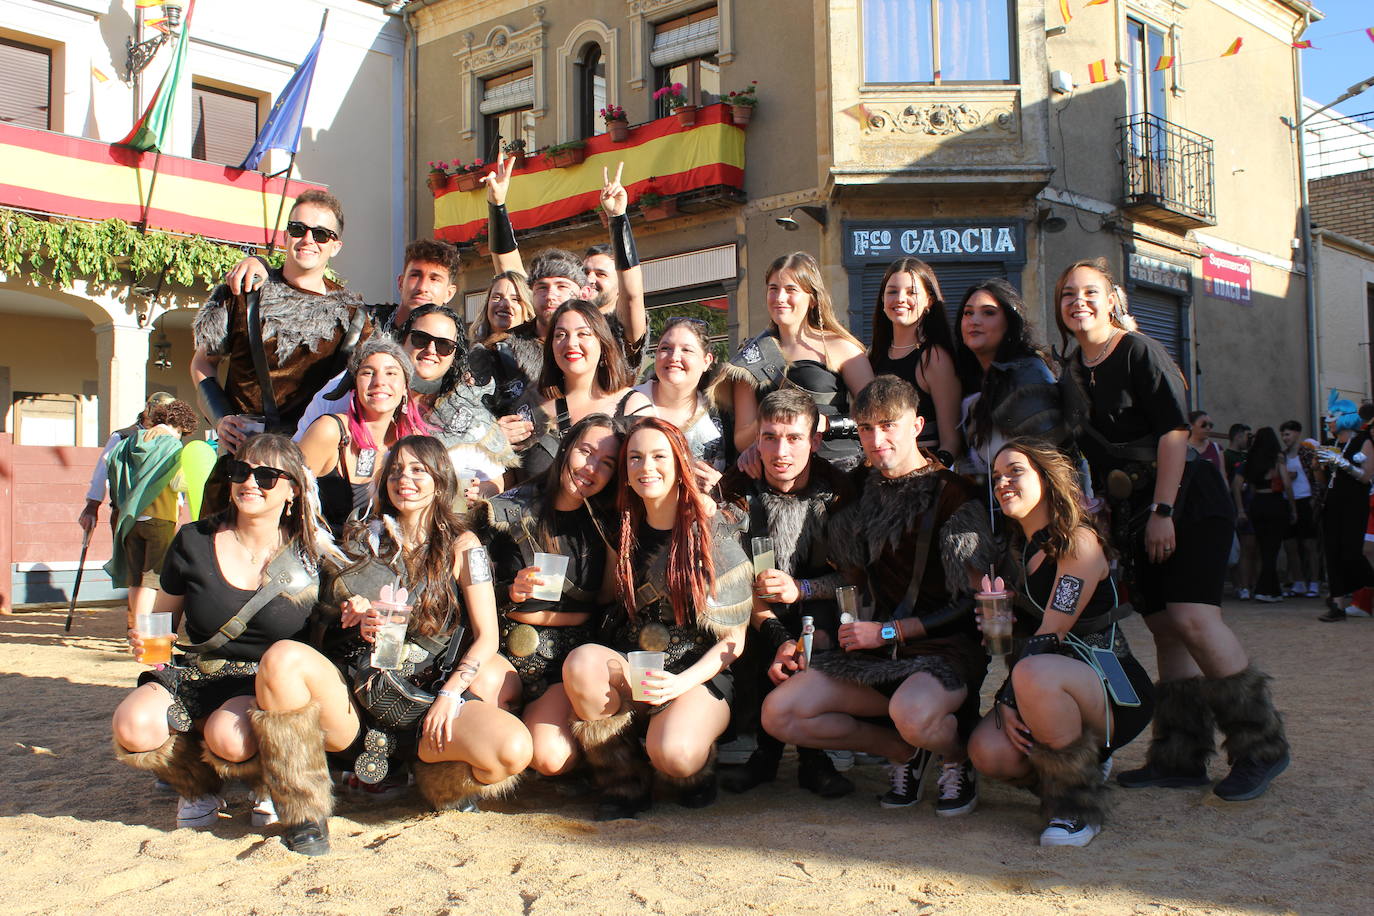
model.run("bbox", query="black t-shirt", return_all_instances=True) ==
[1078,332,1187,474]
[159,519,312,661]
[491,501,608,616]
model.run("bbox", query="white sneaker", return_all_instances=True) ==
[1288,581,1307,596]
[176,794,225,828]
[1254,594,1282,604]
[1305,584,1321,598]
[1347,605,1373,618]
[825,749,855,771]
[1099,755,1114,783]
[1235,588,1251,601]
[251,795,278,827]
[1040,817,1101,847]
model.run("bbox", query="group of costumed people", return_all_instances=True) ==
[108,159,1289,858]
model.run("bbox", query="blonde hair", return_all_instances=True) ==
[765,252,862,349]
[471,270,535,344]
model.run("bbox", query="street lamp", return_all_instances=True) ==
[125,0,187,78]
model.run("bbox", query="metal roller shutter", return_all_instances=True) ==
[1127,286,1184,367]
[0,38,51,130]
[191,85,259,165]
[853,263,1009,345]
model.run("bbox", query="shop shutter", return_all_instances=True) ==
[853,263,1009,345]
[1128,286,1184,367]
[0,39,51,130]
[191,85,259,165]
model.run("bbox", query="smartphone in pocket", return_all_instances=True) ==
[1092,647,1141,707]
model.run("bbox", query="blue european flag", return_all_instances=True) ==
[238,25,324,171]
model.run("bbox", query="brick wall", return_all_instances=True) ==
[1310,170,1374,247]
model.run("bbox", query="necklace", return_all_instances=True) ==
[232,528,280,565]
[1081,330,1119,386]
[888,341,918,354]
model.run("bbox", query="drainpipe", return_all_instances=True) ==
[1293,13,1320,436]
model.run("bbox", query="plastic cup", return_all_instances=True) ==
[627,651,664,702]
[751,537,775,578]
[836,586,858,625]
[977,589,1014,657]
[370,600,413,670]
[531,552,569,602]
[135,612,174,666]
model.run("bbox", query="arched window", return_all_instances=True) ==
[577,43,607,138]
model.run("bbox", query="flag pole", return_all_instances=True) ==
[138,148,165,234]
[266,150,298,255]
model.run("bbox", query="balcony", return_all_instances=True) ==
[1117,113,1216,232]
[0,123,324,249]
[432,103,746,245]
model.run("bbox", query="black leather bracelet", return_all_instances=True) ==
[196,377,232,425]
[759,616,791,653]
[995,676,1018,710]
[609,213,639,270]
[1020,632,1062,659]
[488,203,518,254]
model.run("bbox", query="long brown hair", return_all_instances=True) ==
[538,299,632,398]
[615,417,715,626]
[765,252,862,349]
[1051,257,1137,349]
[993,437,1105,561]
[868,257,953,368]
[226,434,325,569]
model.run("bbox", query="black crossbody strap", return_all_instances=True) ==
[245,289,281,431]
[890,478,945,621]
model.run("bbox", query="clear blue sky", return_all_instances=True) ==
[1303,0,1374,115]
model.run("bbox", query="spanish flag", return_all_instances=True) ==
[1084,0,1109,6]
[1366,27,1374,44]
[1221,37,1242,57]
[134,0,162,6]
[1088,59,1108,84]
[1291,40,1314,49]
[1059,0,1072,24]
[1152,55,1173,72]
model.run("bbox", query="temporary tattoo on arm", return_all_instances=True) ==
[466,547,493,583]
[1050,575,1084,614]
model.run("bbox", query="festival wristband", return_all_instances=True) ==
[797,578,813,602]
[488,203,518,254]
[609,213,639,270]
[466,546,493,583]
[197,377,232,425]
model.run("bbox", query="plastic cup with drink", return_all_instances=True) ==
[135,612,175,665]
[627,651,665,702]
[977,574,1014,657]
[531,553,570,602]
[370,584,413,670]
[751,537,775,579]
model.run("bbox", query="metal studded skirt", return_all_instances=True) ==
[499,618,599,702]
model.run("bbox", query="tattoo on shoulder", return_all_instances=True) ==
[1050,575,1084,614]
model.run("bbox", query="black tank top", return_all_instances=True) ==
[871,345,939,443]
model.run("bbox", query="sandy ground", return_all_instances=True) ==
[0,599,1369,916]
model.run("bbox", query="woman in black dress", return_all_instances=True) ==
[1316,395,1374,621]
[970,439,1154,847]
[1055,258,1287,802]
[1238,427,1292,604]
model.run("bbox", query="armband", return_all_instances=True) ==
[466,546,493,583]
[488,203,518,255]
[609,213,639,270]
[994,676,1018,711]
[1048,575,1084,615]
[759,616,791,653]
[197,377,232,426]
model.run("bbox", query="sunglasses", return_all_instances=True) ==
[227,460,291,490]
[407,329,459,358]
[286,220,340,243]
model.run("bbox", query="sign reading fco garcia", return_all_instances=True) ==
[843,221,1026,265]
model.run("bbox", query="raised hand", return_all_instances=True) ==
[601,162,627,218]
[482,147,515,205]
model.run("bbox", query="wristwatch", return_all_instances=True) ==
[1150,502,1174,518]
[880,622,899,644]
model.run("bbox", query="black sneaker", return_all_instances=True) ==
[879,749,932,808]
[1318,606,1347,622]
[1213,751,1290,801]
[796,748,855,799]
[934,760,978,817]
[1116,762,1211,789]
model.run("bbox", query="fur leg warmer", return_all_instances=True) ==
[1205,666,1288,766]
[1144,677,1215,775]
[113,733,221,800]
[252,702,333,827]
[1029,730,1110,827]
[570,709,653,807]
[414,760,522,811]
[202,747,267,798]
[658,743,719,807]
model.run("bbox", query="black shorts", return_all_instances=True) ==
[1285,497,1316,540]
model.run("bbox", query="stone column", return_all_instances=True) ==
[93,321,150,441]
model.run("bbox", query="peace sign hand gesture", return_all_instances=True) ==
[601,162,627,218]
[483,147,516,205]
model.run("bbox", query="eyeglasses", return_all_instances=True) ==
[227,460,291,490]
[286,220,340,243]
[406,329,458,357]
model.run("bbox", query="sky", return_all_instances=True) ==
[1302,0,1374,115]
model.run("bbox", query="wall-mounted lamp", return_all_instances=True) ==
[776,205,828,231]
[126,0,187,78]
[1038,207,1068,233]
[152,332,173,372]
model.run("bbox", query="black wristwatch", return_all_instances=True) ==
[880,622,898,644]
[1150,502,1174,518]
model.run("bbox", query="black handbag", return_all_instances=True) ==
[352,625,465,729]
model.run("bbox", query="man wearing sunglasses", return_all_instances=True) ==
[190,189,371,514]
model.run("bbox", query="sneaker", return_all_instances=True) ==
[251,794,278,827]
[1039,817,1101,847]
[1214,751,1290,801]
[1235,588,1251,601]
[1253,594,1282,604]
[1305,584,1321,598]
[1346,605,1372,618]
[934,760,978,817]
[176,794,225,828]
[1287,581,1306,597]
[153,778,175,795]
[1318,606,1347,622]
[880,749,932,808]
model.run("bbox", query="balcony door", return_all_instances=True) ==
[1126,19,1170,196]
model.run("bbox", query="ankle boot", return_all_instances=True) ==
[1117,678,1213,788]
[571,709,652,820]
[1205,666,1290,801]
[253,703,333,856]
[722,733,782,794]
[796,747,855,798]
[660,744,718,809]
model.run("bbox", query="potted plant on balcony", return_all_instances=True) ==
[601,104,629,142]
[725,81,758,126]
[427,161,450,195]
[545,139,588,168]
[455,158,487,192]
[654,82,696,127]
[472,227,491,258]
[502,138,527,169]
[637,188,678,222]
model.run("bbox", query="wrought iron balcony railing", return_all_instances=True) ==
[1117,113,1215,231]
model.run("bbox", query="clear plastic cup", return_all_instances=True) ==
[836,586,858,624]
[751,537,775,578]
[370,601,413,670]
[135,612,174,666]
[531,552,570,602]
[977,589,1014,657]
[627,651,664,702]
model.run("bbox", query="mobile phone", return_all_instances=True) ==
[1092,648,1141,707]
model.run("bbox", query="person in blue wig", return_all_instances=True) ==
[1315,391,1374,621]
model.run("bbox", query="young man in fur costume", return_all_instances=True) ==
[762,376,995,816]
[718,389,856,798]
[190,189,370,513]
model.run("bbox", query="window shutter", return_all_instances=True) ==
[0,39,51,130]
[191,85,259,165]
[1127,287,1185,366]
[480,75,535,115]
[650,16,719,67]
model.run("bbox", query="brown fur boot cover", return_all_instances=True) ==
[1028,730,1110,827]
[1205,666,1288,765]
[252,702,333,826]
[202,747,267,797]
[1144,677,1215,774]
[570,709,652,804]
[414,759,523,811]
[113,733,221,800]
[657,743,718,799]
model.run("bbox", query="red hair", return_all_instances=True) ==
[616,417,716,626]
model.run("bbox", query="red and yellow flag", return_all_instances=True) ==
[1088,59,1108,84]
[1059,0,1072,24]
[91,66,109,83]
[1366,27,1374,44]
[144,17,170,33]
[134,0,162,6]
[1084,0,1109,6]
[1292,40,1314,49]
[1152,55,1173,72]
[1221,37,1243,57]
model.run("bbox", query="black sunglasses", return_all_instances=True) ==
[227,460,291,490]
[286,220,340,243]
[407,329,458,358]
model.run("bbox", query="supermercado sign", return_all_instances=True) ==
[1202,247,1252,303]
[843,221,1025,265]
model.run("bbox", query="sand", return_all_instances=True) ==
[1,600,1368,915]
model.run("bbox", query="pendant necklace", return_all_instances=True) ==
[1082,330,1119,387]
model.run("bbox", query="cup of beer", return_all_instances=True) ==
[627,651,665,702]
[976,589,1014,657]
[530,553,570,602]
[135,612,175,666]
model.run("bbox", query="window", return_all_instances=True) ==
[863,0,1014,84]
[481,66,536,160]
[577,44,607,139]
[191,83,259,165]
[1126,19,1168,121]
[651,7,720,116]
[0,37,52,130]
